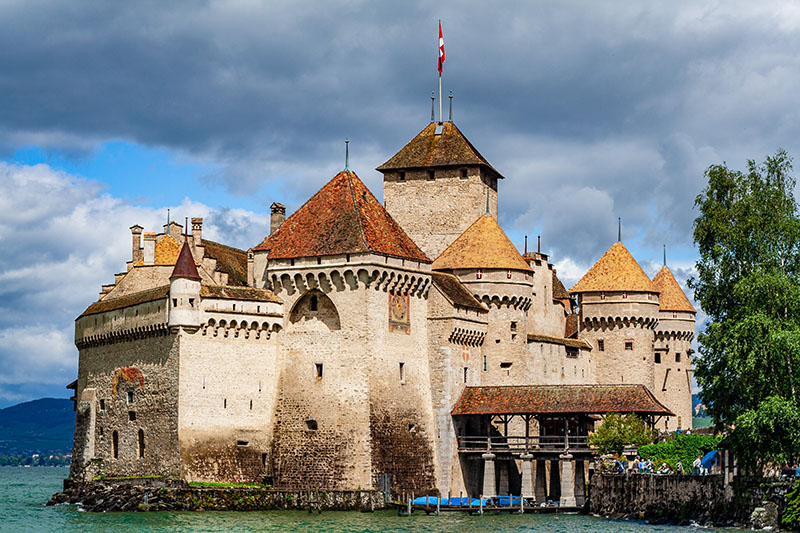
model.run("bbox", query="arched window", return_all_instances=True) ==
[138,429,145,458]
[112,430,119,459]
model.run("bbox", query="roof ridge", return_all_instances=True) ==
[346,171,370,253]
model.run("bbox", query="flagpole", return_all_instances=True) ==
[438,19,443,123]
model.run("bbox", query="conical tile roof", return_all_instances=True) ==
[570,242,657,293]
[253,170,429,262]
[377,122,503,178]
[170,241,201,280]
[432,214,532,272]
[652,267,696,313]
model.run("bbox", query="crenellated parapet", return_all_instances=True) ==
[201,317,282,340]
[475,293,532,310]
[654,329,694,342]
[581,315,658,331]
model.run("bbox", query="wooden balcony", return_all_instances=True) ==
[457,435,592,455]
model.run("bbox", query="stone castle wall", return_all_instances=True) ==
[578,292,659,389]
[653,312,695,431]
[178,327,281,483]
[71,333,181,481]
[383,167,498,260]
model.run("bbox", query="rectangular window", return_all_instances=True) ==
[655,352,661,364]
[510,321,517,332]
[128,411,136,421]
[625,341,633,351]
[500,362,512,369]
[399,171,406,181]
[597,340,604,351]
[189,298,195,308]
[315,363,323,380]
[399,362,405,382]
[127,391,134,404]
[99,399,106,411]
[461,168,468,179]
[428,170,435,181]
[172,298,177,307]
[566,347,578,358]
[675,352,681,363]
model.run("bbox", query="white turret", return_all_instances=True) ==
[168,238,202,332]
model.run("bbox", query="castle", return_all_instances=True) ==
[68,118,695,504]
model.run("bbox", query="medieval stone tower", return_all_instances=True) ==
[377,121,502,260]
[570,242,659,395]
[652,264,696,431]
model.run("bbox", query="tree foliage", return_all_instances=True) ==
[587,413,655,455]
[691,149,800,471]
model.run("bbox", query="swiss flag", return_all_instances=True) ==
[438,21,445,74]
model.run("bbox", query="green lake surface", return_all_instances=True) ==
[0,466,741,532]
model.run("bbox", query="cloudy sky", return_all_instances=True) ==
[2,0,799,406]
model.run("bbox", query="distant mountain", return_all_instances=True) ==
[692,393,709,417]
[0,398,74,455]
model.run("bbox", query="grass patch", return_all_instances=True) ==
[188,481,265,488]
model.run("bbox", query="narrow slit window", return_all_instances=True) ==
[112,431,119,459]
[675,352,681,363]
[598,340,604,351]
[127,391,134,404]
[428,170,435,181]
[99,399,106,411]
[463,367,468,384]
[224,398,227,409]
[460,168,468,179]
[655,352,661,364]
[172,298,177,307]
[189,298,195,308]
[399,171,406,181]
[315,363,323,380]
[138,429,145,458]
[310,295,318,311]
[399,362,405,382]
[483,355,488,372]
[128,411,136,421]
[250,399,253,410]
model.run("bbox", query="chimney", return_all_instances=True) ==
[270,202,286,236]
[143,232,156,264]
[130,225,144,267]
[191,217,203,259]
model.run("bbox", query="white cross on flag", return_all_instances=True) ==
[438,21,445,74]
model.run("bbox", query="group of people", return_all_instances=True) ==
[607,455,709,475]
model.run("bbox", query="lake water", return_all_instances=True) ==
[0,467,741,532]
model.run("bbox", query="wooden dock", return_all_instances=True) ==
[390,499,582,515]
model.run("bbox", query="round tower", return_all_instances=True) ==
[432,213,533,385]
[571,242,660,391]
[652,265,696,431]
[168,238,202,332]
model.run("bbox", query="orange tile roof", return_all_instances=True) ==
[376,121,503,178]
[652,267,696,313]
[154,235,181,265]
[527,333,592,350]
[451,384,674,416]
[552,271,569,299]
[253,170,429,262]
[432,214,532,272]
[570,242,658,293]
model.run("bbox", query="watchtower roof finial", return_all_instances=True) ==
[663,244,667,267]
[449,90,453,121]
[344,138,350,171]
[431,92,435,123]
[618,217,621,242]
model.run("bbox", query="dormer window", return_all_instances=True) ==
[507,270,512,279]
[428,170,435,181]
[673,311,677,318]
[399,171,406,181]
[460,168,468,179]
[600,292,605,300]
[622,292,627,299]
[476,269,483,280]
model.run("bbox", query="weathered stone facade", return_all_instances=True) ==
[68,118,695,497]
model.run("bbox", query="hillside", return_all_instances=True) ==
[0,398,74,455]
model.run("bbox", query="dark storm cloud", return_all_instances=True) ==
[4,0,800,266]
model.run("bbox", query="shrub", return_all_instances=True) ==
[783,480,800,531]
[638,434,722,472]
[587,413,656,455]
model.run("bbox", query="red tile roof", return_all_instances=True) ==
[376,122,503,178]
[253,170,429,262]
[564,314,578,338]
[527,333,592,350]
[170,241,201,280]
[80,285,170,317]
[450,384,674,416]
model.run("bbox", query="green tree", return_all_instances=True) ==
[588,413,655,455]
[691,149,800,471]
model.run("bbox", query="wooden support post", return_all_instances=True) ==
[524,415,530,453]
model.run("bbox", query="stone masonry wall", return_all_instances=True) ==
[383,167,498,260]
[653,313,694,431]
[71,333,181,480]
[178,327,280,483]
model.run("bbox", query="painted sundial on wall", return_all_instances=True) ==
[388,292,410,334]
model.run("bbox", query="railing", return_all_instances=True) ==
[457,435,590,453]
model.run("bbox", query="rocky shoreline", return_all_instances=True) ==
[48,479,386,513]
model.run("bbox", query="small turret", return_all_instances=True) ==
[168,239,202,332]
